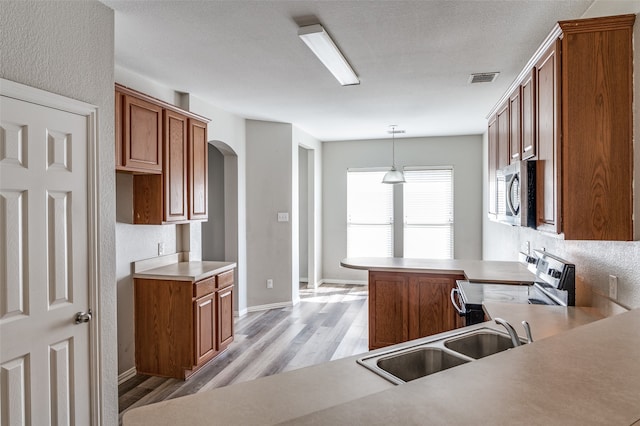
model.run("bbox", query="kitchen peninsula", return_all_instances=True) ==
[123,304,637,425]
[341,257,536,349]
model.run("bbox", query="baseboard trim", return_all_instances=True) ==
[246,301,294,313]
[234,308,248,317]
[118,367,137,385]
[320,278,368,286]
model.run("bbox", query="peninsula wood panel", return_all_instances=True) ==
[408,274,463,340]
[559,16,634,240]
[368,272,409,350]
[368,272,464,350]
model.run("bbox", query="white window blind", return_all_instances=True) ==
[347,171,393,257]
[403,168,454,259]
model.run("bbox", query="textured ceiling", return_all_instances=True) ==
[102,0,595,141]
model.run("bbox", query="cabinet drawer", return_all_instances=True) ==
[194,276,215,298]
[216,270,234,289]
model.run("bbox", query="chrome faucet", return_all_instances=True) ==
[494,318,534,347]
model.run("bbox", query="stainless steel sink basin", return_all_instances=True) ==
[357,327,526,385]
[376,348,469,382]
[444,331,519,359]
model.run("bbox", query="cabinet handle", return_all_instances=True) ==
[523,146,533,152]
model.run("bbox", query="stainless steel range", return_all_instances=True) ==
[451,250,576,326]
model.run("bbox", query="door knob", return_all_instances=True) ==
[75,309,92,324]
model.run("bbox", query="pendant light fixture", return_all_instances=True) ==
[382,125,405,184]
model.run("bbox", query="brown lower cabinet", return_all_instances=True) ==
[134,269,234,379]
[368,271,464,350]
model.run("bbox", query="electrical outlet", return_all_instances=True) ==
[277,212,289,222]
[157,242,165,256]
[608,275,618,299]
[267,279,274,289]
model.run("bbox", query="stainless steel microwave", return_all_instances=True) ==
[496,160,536,228]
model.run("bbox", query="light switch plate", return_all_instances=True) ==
[277,212,289,222]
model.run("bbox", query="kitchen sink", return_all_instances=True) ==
[376,348,469,382]
[357,327,523,385]
[444,330,521,359]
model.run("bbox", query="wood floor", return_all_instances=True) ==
[118,283,369,420]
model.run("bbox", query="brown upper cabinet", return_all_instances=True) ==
[496,101,510,170]
[189,119,209,221]
[487,117,498,218]
[487,14,635,241]
[117,93,163,173]
[520,70,536,160]
[115,84,210,224]
[508,87,521,164]
[535,40,561,234]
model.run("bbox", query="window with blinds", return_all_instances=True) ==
[403,168,454,259]
[346,171,393,257]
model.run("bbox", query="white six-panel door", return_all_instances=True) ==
[0,93,93,425]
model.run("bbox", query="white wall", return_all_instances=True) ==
[245,120,296,307]
[203,145,226,260]
[299,147,309,281]
[483,6,640,309]
[295,127,323,289]
[323,135,483,283]
[0,1,118,422]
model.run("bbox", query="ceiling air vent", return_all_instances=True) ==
[469,72,499,84]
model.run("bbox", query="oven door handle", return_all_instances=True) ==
[450,288,466,317]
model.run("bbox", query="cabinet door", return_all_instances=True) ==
[408,275,461,340]
[123,94,163,173]
[164,110,188,222]
[194,293,217,366]
[115,90,123,169]
[560,21,633,240]
[496,101,510,170]
[508,87,521,164]
[521,71,536,160]
[535,40,561,233]
[368,272,409,350]
[217,286,234,351]
[487,117,498,217]
[189,119,208,220]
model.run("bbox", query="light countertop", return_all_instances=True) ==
[341,257,536,284]
[283,308,640,425]
[133,261,236,282]
[123,303,639,425]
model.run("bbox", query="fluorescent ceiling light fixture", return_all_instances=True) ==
[298,24,359,86]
